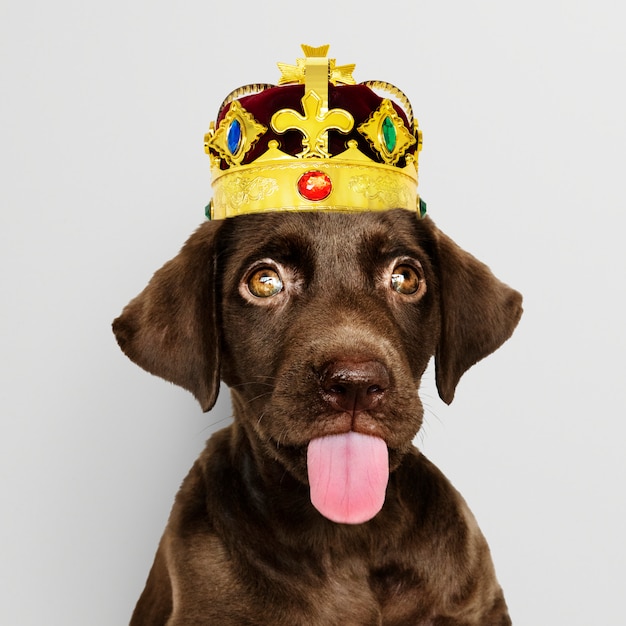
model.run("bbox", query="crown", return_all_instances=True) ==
[204,45,425,220]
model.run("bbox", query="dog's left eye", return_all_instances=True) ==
[247,267,284,298]
[390,264,422,295]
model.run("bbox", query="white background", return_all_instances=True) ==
[1,1,624,624]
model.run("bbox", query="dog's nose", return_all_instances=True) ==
[319,360,390,413]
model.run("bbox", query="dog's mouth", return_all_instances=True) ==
[307,431,389,525]
[259,354,423,525]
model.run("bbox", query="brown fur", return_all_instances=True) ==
[113,209,522,625]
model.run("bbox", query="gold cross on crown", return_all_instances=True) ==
[276,44,357,91]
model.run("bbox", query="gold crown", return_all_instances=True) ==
[204,45,424,220]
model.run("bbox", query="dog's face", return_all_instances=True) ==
[218,210,439,478]
[114,209,522,522]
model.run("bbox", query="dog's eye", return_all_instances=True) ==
[390,264,421,295]
[247,267,284,298]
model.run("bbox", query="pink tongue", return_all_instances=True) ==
[307,431,389,524]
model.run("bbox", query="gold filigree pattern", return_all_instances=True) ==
[215,175,279,213]
[348,174,410,207]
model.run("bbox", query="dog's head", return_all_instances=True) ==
[113,209,522,522]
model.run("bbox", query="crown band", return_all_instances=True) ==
[210,157,419,220]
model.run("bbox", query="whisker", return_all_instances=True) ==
[229,380,275,390]
[197,414,235,436]
[247,390,274,404]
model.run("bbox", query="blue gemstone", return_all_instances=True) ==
[227,119,242,155]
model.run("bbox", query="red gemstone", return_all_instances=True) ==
[297,170,332,201]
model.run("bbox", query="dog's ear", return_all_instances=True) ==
[112,221,223,412]
[432,224,523,405]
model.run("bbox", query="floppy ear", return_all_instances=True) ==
[112,220,224,412]
[432,225,523,405]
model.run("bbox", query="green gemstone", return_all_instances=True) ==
[418,198,427,218]
[382,116,397,153]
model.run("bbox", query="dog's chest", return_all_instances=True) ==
[233,567,429,626]
[226,552,434,626]
[311,561,434,626]
[299,566,385,626]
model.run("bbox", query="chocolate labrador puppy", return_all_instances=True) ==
[114,208,522,625]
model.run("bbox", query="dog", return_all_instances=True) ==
[113,207,522,625]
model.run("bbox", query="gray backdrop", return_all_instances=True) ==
[2,1,624,623]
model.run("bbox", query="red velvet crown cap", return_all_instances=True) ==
[212,84,413,170]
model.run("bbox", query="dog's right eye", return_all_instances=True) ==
[247,267,284,298]
[390,263,423,296]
